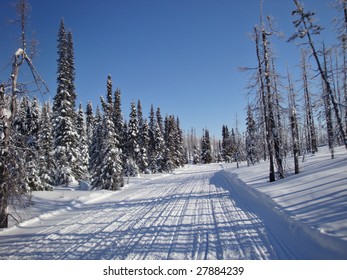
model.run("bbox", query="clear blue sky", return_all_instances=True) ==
[0,0,338,138]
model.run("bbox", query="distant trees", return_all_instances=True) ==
[245,105,260,166]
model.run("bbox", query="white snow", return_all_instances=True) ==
[0,146,346,260]
[15,48,24,57]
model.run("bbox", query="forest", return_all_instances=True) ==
[1,0,347,229]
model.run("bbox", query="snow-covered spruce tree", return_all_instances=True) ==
[156,107,164,135]
[289,0,347,150]
[138,118,150,173]
[53,19,80,186]
[222,125,231,162]
[150,121,165,172]
[106,74,113,107]
[136,100,149,173]
[125,101,140,176]
[91,79,123,190]
[137,100,144,134]
[113,88,124,144]
[201,129,213,164]
[67,31,76,108]
[76,103,89,181]
[38,103,55,189]
[148,105,156,172]
[12,97,41,192]
[176,117,186,166]
[163,115,177,172]
[121,121,129,169]
[24,96,43,191]
[192,144,200,164]
[92,115,123,190]
[246,105,259,166]
[85,101,95,151]
[89,106,102,180]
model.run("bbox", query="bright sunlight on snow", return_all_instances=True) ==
[0,146,346,260]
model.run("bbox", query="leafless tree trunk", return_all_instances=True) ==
[254,27,276,182]
[0,0,48,228]
[290,0,347,149]
[287,71,300,174]
[301,50,318,154]
[323,47,335,159]
[261,27,285,180]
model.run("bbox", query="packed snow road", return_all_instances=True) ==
[0,164,329,259]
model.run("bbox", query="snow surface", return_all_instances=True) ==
[0,146,346,260]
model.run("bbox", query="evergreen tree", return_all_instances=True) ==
[126,101,140,174]
[38,103,55,189]
[53,19,80,185]
[25,97,42,191]
[193,144,200,164]
[121,121,129,170]
[113,88,124,144]
[138,119,150,173]
[156,107,164,135]
[106,74,113,107]
[150,121,165,172]
[28,96,40,146]
[201,129,212,164]
[148,105,156,171]
[222,125,232,162]
[67,31,76,109]
[89,106,102,179]
[175,117,186,166]
[137,100,144,133]
[76,103,89,180]
[163,115,176,172]
[85,101,95,150]
[92,115,123,190]
[246,105,259,166]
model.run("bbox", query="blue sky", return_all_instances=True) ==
[0,0,338,138]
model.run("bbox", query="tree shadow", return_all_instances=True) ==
[0,172,279,260]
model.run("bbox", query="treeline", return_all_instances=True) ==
[15,19,186,191]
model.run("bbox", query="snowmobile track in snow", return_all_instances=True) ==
[1,164,343,260]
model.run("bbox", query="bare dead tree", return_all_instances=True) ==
[287,70,300,174]
[301,49,318,154]
[0,0,49,228]
[289,0,347,150]
[254,26,276,182]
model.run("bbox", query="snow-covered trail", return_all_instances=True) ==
[0,164,286,260]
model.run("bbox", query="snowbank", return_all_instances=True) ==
[225,145,347,259]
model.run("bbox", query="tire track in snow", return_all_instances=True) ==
[165,173,203,259]
[0,165,291,260]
